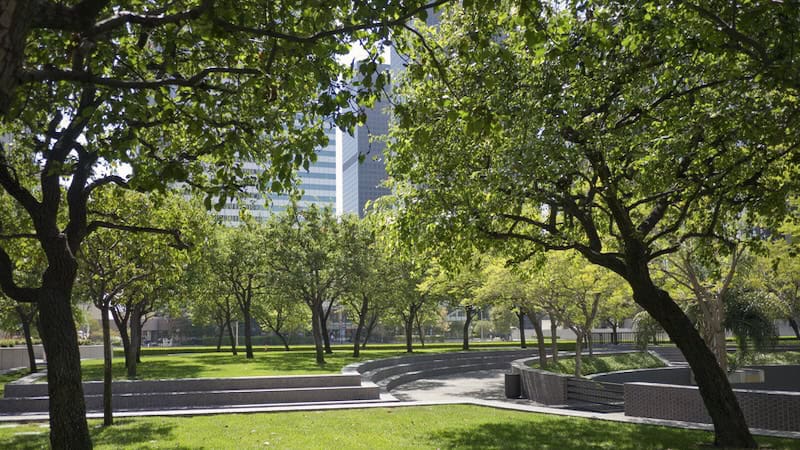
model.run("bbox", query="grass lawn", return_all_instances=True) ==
[0,405,797,449]
[735,351,800,366]
[0,369,28,396]
[79,348,463,381]
[536,352,665,376]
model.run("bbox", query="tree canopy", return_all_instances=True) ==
[385,2,799,447]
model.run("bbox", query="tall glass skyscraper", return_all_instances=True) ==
[216,124,338,224]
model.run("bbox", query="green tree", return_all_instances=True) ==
[266,206,358,364]
[209,221,267,359]
[0,1,446,446]
[386,3,799,446]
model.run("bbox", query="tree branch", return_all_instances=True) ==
[20,67,261,91]
[213,0,450,44]
[86,221,190,249]
[0,245,37,303]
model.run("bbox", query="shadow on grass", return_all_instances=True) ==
[426,418,710,450]
[91,419,191,448]
[80,359,205,381]
[0,421,185,450]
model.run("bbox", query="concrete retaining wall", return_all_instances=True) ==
[0,348,31,371]
[510,358,568,405]
[625,382,800,432]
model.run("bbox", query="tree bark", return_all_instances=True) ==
[16,306,37,373]
[610,321,618,345]
[352,294,369,357]
[633,281,756,448]
[310,300,325,364]
[320,302,333,353]
[516,310,527,349]
[361,312,379,349]
[243,302,254,359]
[530,313,547,368]
[275,331,290,351]
[38,288,92,449]
[404,315,414,353]
[101,304,113,426]
[126,309,142,378]
[0,0,35,117]
[550,318,559,365]
[226,317,237,355]
[216,321,224,352]
[574,331,583,377]
[462,306,475,351]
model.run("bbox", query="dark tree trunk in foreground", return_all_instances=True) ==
[101,304,113,426]
[530,313,547,368]
[38,288,92,449]
[516,310,526,349]
[16,306,37,373]
[631,277,756,448]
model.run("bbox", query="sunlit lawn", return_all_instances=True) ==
[0,405,797,449]
[79,348,455,381]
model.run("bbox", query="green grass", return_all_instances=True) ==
[0,369,28,396]
[80,348,471,381]
[536,352,665,376]
[735,351,800,366]
[0,405,796,449]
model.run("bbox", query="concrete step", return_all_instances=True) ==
[0,383,381,414]
[4,374,362,399]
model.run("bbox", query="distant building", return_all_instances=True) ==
[216,125,338,224]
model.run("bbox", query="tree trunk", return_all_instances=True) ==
[100,304,113,426]
[226,318,237,355]
[517,311,527,349]
[319,303,332,354]
[404,316,414,353]
[530,314,547,368]
[127,310,142,379]
[462,308,474,351]
[38,288,92,449]
[275,331,290,351]
[216,321,224,352]
[574,332,583,377]
[416,315,426,347]
[361,313,379,350]
[588,332,594,357]
[17,307,37,373]
[243,304,254,359]
[118,325,131,367]
[634,282,756,448]
[611,321,618,345]
[789,317,800,340]
[0,0,35,117]
[352,295,369,357]
[550,318,559,364]
[310,300,325,364]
